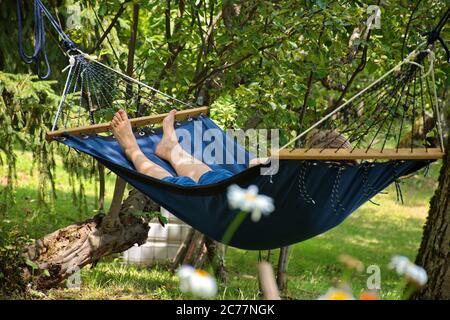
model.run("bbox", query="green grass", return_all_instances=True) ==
[1,150,441,300]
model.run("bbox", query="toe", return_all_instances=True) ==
[164,109,176,125]
[118,109,127,121]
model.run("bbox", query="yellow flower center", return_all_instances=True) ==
[329,291,351,300]
[194,269,209,277]
[244,193,257,201]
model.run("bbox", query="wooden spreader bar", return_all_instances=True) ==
[46,106,209,141]
[273,148,444,160]
[46,108,444,161]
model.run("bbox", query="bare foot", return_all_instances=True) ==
[110,109,139,158]
[155,109,179,160]
[249,157,270,167]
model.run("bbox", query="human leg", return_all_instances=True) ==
[155,110,212,182]
[110,109,172,180]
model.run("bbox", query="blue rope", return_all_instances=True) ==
[17,0,77,79]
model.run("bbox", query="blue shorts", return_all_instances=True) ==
[162,169,233,186]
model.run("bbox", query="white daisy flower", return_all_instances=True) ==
[176,265,195,293]
[176,265,217,298]
[317,287,355,300]
[389,255,411,274]
[227,184,275,222]
[389,255,428,287]
[189,269,218,299]
[404,264,428,287]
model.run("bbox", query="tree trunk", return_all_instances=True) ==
[276,246,290,292]
[205,237,228,282]
[411,134,450,300]
[97,162,105,212]
[171,231,228,282]
[25,189,151,289]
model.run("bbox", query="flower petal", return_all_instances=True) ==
[251,209,262,222]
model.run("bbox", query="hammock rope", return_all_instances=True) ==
[278,46,441,152]
[17,0,77,79]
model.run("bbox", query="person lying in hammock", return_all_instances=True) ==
[110,109,234,186]
[110,109,355,185]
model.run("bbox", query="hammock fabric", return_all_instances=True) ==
[58,116,429,250]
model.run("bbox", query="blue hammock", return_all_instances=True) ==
[58,116,429,250]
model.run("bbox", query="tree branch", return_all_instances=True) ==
[27,189,151,289]
[165,0,172,45]
[90,0,132,54]
[401,0,422,60]
[298,21,326,132]
[188,36,289,94]
[153,0,188,91]
[332,34,370,109]
[188,6,325,94]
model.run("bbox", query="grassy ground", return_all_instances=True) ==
[1,150,441,300]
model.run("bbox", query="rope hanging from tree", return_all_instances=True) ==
[17,0,77,79]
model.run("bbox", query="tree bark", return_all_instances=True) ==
[97,162,105,212]
[205,237,228,282]
[26,188,151,289]
[411,134,450,300]
[171,228,195,270]
[276,246,290,292]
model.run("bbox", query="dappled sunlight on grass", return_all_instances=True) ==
[1,150,115,238]
[48,260,182,300]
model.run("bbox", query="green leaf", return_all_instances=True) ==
[158,215,168,226]
[26,259,39,271]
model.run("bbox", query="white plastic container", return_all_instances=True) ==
[123,207,192,265]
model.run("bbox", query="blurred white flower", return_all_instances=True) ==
[177,265,195,293]
[389,255,428,286]
[317,287,355,300]
[389,255,410,274]
[189,269,217,298]
[227,184,275,222]
[176,265,217,298]
[405,264,428,287]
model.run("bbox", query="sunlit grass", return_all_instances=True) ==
[1,150,441,300]
[0,150,116,237]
